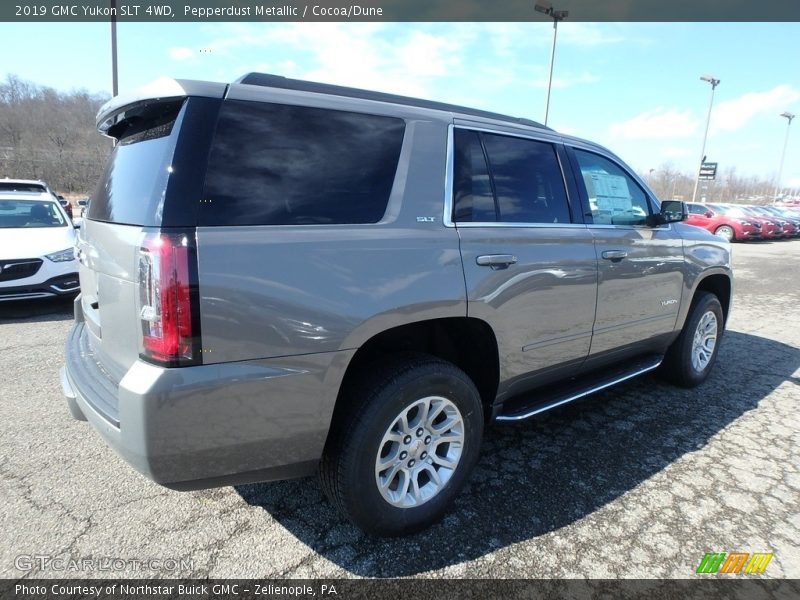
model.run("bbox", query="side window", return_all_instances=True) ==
[452,130,571,224]
[453,129,497,222]
[201,101,405,226]
[688,203,707,215]
[482,133,571,224]
[572,149,651,226]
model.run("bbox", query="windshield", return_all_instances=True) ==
[709,204,748,218]
[0,182,47,193]
[0,199,67,228]
[743,206,768,217]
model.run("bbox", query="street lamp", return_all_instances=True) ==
[534,2,569,126]
[110,0,118,96]
[691,75,721,203]
[773,111,795,201]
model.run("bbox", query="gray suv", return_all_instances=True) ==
[61,74,732,536]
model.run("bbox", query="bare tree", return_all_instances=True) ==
[0,74,110,195]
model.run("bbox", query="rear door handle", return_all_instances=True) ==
[476,254,517,269]
[601,250,628,261]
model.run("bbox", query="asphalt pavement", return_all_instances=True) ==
[1,240,798,579]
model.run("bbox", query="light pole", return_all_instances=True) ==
[110,0,118,96]
[691,75,720,203]
[534,2,568,126]
[773,111,795,201]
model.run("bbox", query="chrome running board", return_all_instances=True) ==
[496,355,663,422]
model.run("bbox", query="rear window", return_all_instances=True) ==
[199,101,406,226]
[87,100,185,226]
[0,182,47,193]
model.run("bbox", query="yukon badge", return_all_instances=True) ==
[661,298,678,307]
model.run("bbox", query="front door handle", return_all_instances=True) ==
[601,250,628,261]
[476,254,518,269]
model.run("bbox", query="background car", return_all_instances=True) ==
[57,196,73,219]
[708,204,782,240]
[687,202,760,241]
[758,205,800,238]
[0,192,80,301]
[740,205,789,239]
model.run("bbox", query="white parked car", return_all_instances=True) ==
[0,192,80,301]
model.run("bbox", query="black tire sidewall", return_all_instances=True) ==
[343,364,483,535]
[676,293,724,386]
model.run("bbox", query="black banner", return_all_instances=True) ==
[2,0,800,22]
[3,579,800,600]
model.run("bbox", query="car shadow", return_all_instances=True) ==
[235,330,799,576]
[0,296,75,324]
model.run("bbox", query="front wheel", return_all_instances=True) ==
[320,354,483,536]
[714,225,735,242]
[659,291,724,388]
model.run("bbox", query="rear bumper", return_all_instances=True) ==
[62,320,354,489]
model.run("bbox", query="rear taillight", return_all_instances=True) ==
[136,230,201,367]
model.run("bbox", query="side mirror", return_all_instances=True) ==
[704,210,714,218]
[651,200,687,225]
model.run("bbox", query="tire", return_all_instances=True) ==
[714,225,735,242]
[659,291,724,388]
[319,353,484,536]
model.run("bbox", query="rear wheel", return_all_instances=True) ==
[659,291,724,388]
[714,225,735,241]
[320,354,483,536]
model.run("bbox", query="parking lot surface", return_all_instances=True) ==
[1,241,798,579]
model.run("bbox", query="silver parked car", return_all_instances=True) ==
[61,74,732,535]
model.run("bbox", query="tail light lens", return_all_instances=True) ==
[136,230,201,366]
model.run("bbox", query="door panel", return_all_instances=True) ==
[459,226,598,396]
[588,226,684,356]
[566,146,686,363]
[450,127,598,398]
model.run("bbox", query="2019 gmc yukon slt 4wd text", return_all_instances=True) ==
[61,74,732,536]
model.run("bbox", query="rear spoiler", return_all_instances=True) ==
[96,77,227,138]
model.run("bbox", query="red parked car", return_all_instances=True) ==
[738,205,790,239]
[752,205,798,238]
[57,196,73,219]
[709,204,784,240]
[685,202,760,241]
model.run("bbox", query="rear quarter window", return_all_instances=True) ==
[200,101,406,226]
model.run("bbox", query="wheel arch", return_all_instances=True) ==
[330,317,500,429]
[680,270,732,330]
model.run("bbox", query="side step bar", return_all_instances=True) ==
[496,354,663,422]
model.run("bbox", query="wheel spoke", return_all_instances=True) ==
[424,464,442,486]
[396,469,410,501]
[434,429,464,444]
[432,452,458,470]
[410,471,422,503]
[426,402,447,428]
[377,445,400,469]
[378,463,402,490]
[396,412,410,435]
[414,400,430,429]
[431,414,460,434]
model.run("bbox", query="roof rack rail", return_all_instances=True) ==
[235,72,550,131]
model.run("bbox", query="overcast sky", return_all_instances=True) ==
[1,22,797,186]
